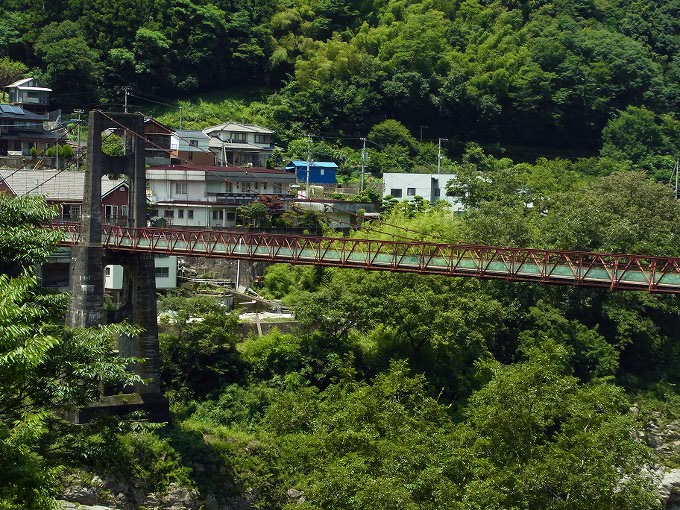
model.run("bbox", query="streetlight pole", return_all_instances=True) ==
[74,109,83,172]
[123,86,131,113]
[360,137,366,192]
[437,137,448,175]
[306,135,311,200]
[420,125,428,143]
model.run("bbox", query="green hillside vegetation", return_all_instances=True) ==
[3,0,680,507]
[5,156,680,507]
[1,0,678,156]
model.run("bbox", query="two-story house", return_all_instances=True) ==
[146,164,296,228]
[203,122,275,167]
[0,104,56,156]
[171,130,215,166]
[144,117,173,166]
[5,77,52,114]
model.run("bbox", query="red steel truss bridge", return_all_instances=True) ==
[55,224,680,294]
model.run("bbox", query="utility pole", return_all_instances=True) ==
[123,86,131,113]
[74,109,83,172]
[419,125,428,143]
[306,135,312,200]
[360,137,367,192]
[437,137,448,175]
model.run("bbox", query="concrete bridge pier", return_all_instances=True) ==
[65,110,168,423]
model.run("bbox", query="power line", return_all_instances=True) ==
[95,110,452,243]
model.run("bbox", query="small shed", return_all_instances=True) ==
[285,160,338,184]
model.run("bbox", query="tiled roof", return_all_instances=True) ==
[207,139,267,151]
[148,164,292,175]
[203,122,274,135]
[0,104,47,121]
[174,130,209,139]
[0,170,126,201]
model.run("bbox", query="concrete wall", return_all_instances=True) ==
[383,173,464,211]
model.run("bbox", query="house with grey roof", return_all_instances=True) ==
[0,104,56,157]
[203,122,275,167]
[0,169,128,221]
[171,130,214,166]
[0,169,178,290]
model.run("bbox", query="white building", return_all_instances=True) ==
[146,164,297,229]
[105,256,178,291]
[203,122,275,167]
[382,173,464,212]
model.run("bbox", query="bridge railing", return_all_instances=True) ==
[52,223,680,293]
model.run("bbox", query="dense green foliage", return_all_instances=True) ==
[151,159,680,508]
[2,0,678,153]
[0,195,144,508]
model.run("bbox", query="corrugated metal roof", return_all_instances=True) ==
[17,86,52,92]
[0,170,126,200]
[6,77,34,88]
[287,161,338,169]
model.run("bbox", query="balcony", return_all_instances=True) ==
[207,191,294,204]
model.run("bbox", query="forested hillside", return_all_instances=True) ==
[3,1,680,508]
[1,0,678,152]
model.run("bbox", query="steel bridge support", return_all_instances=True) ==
[66,111,168,423]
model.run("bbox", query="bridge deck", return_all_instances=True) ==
[55,224,680,294]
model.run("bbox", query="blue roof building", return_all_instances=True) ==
[285,160,338,184]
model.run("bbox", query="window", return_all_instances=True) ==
[149,209,159,217]
[434,187,441,196]
[390,188,403,198]
[164,210,174,218]
[105,267,111,277]
[188,210,194,219]
[188,152,193,160]
[226,212,235,220]
[255,134,269,144]
[263,181,268,191]
[155,267,169,278]
[189,139,198,147]
[254,182,259,190]
[407,188,416,196]
[212,210,224,220]
[62,204,81,221]
[121,205,128,218]
[178,209,184,219]
[175,182,187,194]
